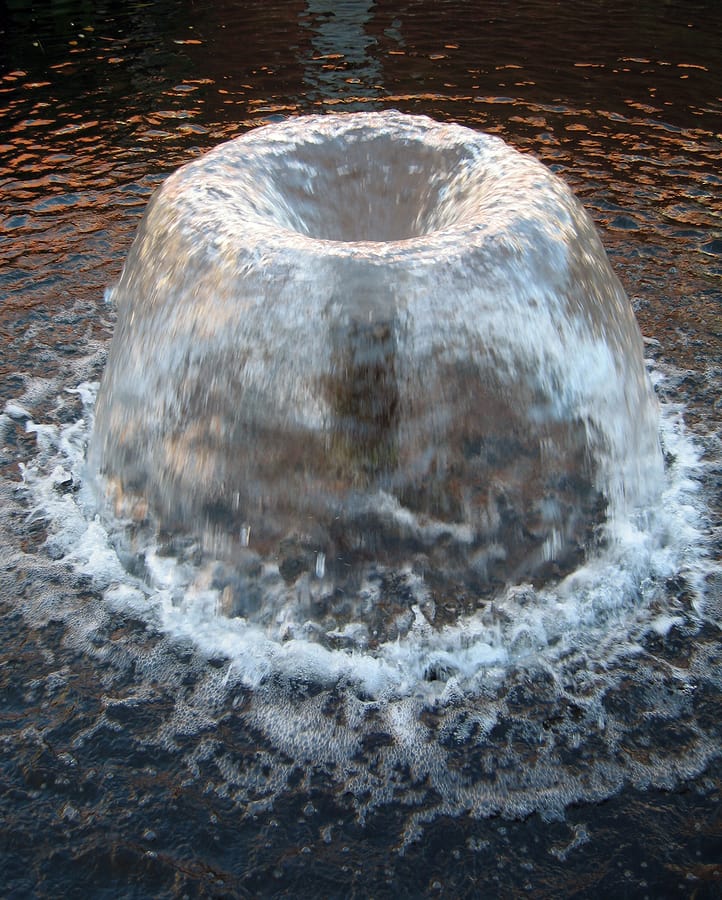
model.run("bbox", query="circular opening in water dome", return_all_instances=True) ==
[198,116,487,246]
[257,136,471,243]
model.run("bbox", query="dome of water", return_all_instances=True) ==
[90,112,663,638]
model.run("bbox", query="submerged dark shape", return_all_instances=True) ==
[90,112,662,620]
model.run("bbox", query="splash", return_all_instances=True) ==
[89,112,663,644]
[4,111,714,823]
[10,372,716,836]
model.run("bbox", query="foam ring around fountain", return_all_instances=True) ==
[90,111,662,638]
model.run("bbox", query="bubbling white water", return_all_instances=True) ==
[7,362,716,836]
[89,112,663,634]
[4,115,717,844]
[14,377,705,700]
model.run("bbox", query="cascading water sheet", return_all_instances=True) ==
[89,112,664,647]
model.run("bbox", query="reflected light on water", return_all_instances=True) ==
[0,1,720,895]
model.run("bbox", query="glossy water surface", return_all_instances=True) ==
[1,2,721,897]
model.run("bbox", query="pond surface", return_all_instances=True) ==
[1,1,721,897]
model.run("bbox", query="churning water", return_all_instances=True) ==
[1,2,720,896]
[9,111,717,826]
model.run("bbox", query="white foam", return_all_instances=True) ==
[17,372,710,705]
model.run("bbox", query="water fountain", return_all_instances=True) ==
[89,111,663,644]
[4,6,719,885]
[8,95,716,886]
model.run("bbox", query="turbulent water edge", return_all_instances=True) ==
[1,358,719,846]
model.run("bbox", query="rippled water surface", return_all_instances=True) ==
[1,1,721,897]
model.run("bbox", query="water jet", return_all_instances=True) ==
[90,111,662,639]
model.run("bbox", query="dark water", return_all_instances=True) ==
[1,1,721,897]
